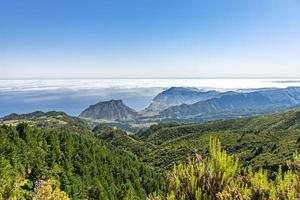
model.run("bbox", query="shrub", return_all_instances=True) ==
[149,138,300,200]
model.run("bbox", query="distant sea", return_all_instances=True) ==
[1,78,300,117]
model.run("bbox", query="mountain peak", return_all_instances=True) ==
[143,87,221,114]
[160,87,201,95]
[96,99,123,105]
[110,99,123,103]
[80,99,138,121]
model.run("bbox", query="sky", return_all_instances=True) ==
[1,0,300,78]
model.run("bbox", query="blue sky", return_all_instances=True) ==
[1,0,300,78]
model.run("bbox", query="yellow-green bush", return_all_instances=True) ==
[32,179,70,200]
[149,138,300,200]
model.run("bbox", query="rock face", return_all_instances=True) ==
[144,87,221,114]
[79,100,138,121]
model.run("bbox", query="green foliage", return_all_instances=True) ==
[0,123,166,200]
[32,179,70,200]
[2,109,300,199]
[93,124,155,156]
[1,111,93,134]
[150,138,300,200]
[137,109,300,171]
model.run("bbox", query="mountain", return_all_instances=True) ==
[158,87,300,122]
[143,87,222,115]
[0,111,93,133]
[79,99,139,121]
[78,87,300,129]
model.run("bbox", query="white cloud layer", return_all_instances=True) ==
[1,78,300,92]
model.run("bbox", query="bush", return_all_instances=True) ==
[149,138,300,200]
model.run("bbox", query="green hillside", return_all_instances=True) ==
[2,109,300,199]
[90,109,300,172]
[136,109,300,171]
[149,138,300,200]
[0,123,165,200]
[92,124,156,156]
[0,111,94,134]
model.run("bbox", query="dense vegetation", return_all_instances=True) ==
[92,109,300,173]
[149,138,300,200]
[92,125,155,157]
[1,111,94,134]
[0,123,165,199]
[136,109,300,171]
[2,109,300,199]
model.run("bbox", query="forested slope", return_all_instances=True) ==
[2,109,300,199]
[0,124,165,200]
[135,109,300,171]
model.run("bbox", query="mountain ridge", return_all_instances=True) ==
[143,87,222,115]
[158,87,300,121]
[77,87,300,130]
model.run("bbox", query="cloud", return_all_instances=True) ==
[1,79,300,93]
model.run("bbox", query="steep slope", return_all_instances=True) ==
[79,99,139,121]
[143,87,221,114]
[159,87,300,122]
[0,124,166,199]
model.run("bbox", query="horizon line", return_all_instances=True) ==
[1,77,300,80]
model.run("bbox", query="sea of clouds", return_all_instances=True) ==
[2,78,300,91]
[1,78,300,117]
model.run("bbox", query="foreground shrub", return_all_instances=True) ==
[32,179,70,200]
[149,138,300,200]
